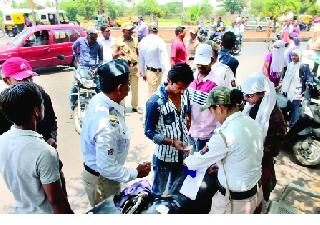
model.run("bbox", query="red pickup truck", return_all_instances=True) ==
[0,25,86,69]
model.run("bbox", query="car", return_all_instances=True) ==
[0,24,86,69]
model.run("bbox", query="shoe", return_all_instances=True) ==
[132,108,138,113]
[69,113,73,119]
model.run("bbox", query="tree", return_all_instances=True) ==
[136,0,162,17]
[162,1,181,18]
[186,0,213,21]
[223,0,246,14]
[262,0,300,18]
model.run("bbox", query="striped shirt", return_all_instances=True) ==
[144,83,190,163]
[188,72,218,140]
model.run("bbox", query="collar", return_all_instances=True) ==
[157,82,169,101]
[99,93,125,117]
[220,48,230,54]
[218,111,243,130]
[194,70,215,83]
[10,126,43,139]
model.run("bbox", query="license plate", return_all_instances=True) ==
[7,25,12,30]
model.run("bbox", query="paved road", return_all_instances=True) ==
[0,41,319,213]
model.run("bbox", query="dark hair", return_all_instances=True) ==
[168,63,194,85]
[175,26,185,36]
[0,82,43,125]
[222,31,236,50]
[100,25,109,32]
[100,73,129,94]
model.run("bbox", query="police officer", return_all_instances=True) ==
[80,59,151,207]
[113,22,139,112]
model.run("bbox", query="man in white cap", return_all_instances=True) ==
[113,22,139,112]
[188,43,219,152]
[139,22,169,97]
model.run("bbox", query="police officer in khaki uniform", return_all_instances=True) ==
[113,22,139,112]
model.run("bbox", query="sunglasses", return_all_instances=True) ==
[244,93,255,98]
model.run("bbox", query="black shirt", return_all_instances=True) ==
[0,83,57,141]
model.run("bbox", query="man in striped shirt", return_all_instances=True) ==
[144,63,194,196]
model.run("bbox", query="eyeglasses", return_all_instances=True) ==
[244,93,255,98]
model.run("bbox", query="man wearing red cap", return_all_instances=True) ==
[0,57,67,195]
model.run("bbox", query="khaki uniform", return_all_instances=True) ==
[114,37,139,109]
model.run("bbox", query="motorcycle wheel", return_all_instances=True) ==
[293,137,320,166]
[74,100,88,134]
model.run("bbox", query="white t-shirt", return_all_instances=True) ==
[98,36,115,63]
[211,61,235,89]
[0,127,60,213]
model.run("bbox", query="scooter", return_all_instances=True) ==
[285,78,320,166]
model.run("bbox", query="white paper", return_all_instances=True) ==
[179,168,206,200]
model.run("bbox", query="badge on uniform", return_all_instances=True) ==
[108,149,114,155]
[108,114,119,127]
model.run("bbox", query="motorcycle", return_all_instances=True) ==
[284,78,320,166]
[72,67,97,134]
[231,34,242,55]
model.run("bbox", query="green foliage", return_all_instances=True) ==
[306,3,320,16]
[223,0,246,14]
[263,0,300,18]
[162,1,181,18]
[12,0,30,8]
[136,0,162,17]
[186,0,213,21]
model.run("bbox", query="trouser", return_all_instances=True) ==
[313,62,319,76]
[190,137,209,153]
[151,155,186,196]
[82,169,121,207]
[289,100,302,128]
[130,66,139,109]
[210,184,263,214]
[146,70,162,98]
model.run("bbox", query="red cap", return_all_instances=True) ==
[1,57,37,80]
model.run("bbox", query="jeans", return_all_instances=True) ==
[70,67,100,111]
[190,137,209,152]
[289,100,301,128]
[152,155,186,196]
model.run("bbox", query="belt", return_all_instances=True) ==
[217,180,261,200]
[127,61,137,67]
[84,164,100,177]
[146,66,162,73]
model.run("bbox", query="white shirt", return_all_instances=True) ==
[98,36,115,63]
[138,34,170,76]
[185,112,263,192]
[211,61,235,89]
[0,127,60,213]
[81,93,138,183]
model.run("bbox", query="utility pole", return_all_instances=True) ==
[28,0,37,26]
[55,0,60,25]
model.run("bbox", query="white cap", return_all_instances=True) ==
[194,44,213,65]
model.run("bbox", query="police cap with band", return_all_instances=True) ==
[97,59,130,78]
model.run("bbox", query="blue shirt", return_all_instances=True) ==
[219,49,239,76]
[72,36,103,67]
[144,83,190,163]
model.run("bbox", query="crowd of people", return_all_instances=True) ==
[0,15,315,214]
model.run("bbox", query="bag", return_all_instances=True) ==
[113,180,155,214]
